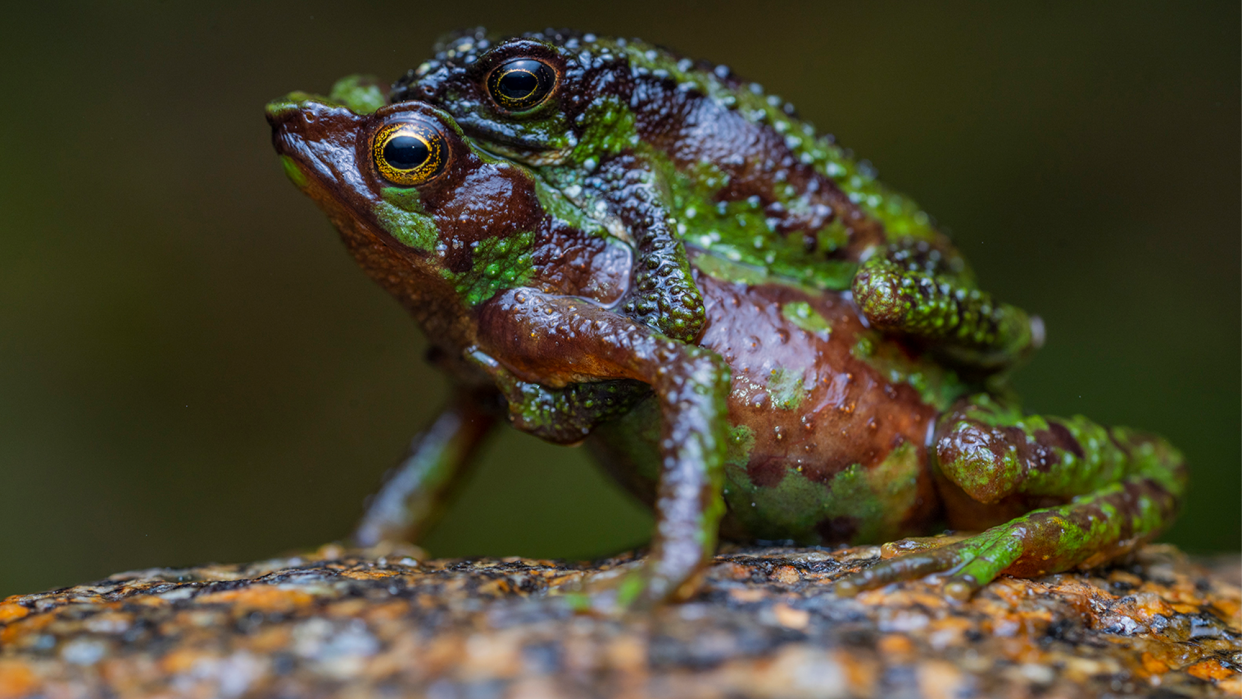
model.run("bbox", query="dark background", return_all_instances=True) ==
[1,2,1237,597]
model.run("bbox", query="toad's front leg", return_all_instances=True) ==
[474,288,731,605]
[852,256,1043,373]
[352,389,501,547]
[589,157,705,343]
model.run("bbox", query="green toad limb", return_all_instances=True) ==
[353,390,500,547]
[852,257,1043,372]
[838,394,1186,599]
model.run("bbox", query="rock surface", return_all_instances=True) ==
[0,543,1238,698]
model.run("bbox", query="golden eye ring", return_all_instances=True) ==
[372,120,447,186]
[486,58,557,112]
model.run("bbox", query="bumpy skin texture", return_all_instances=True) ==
[267,48,1185,605]
[392,28,1040,370]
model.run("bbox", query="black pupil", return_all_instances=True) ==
[383,136,429,170]
[498,68,539,99]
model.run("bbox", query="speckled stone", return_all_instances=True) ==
[0,543,1237,698]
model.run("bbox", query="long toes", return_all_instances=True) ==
[836,529,1029,599]
[835,547,962,597]
[941,535,1025,599]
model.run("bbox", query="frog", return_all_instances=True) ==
[390,28,1044,375]
[266,65,1185,607]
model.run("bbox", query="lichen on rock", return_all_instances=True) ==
[0,544,1237,698]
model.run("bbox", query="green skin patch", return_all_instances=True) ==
[780,301,831,336]
[569,97,636,164]
[661,155,859,291]
[691,254,773,287]
[448,231,536,307]
[766,367,808,411]
[280,155,308,189]
[722,441,921,544]
[378,188,439,252]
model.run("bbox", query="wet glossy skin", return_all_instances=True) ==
[588,264,944,546]
[268,41,1185,606]
[393,29,1040,372]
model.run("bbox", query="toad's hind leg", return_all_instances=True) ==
[837,395,1186,599]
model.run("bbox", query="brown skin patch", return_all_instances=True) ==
[694,269,936,484]
[687,266,941,542]
[530,221,632,305]
[631,84,891,257]
[1041,421,1085,458]
[746,458,789,488]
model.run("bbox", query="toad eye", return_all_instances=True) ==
[372,120,447,186]
[486,58,556,111]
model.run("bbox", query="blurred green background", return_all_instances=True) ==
[1,1,1237,597]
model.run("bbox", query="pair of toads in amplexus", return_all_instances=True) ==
[266,28,1185,608]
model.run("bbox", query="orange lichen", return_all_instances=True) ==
[1185,659,1235,682]
[769,565,801,585]
[0,611,54,646]
[0,605,28,624]
[193,585,314,614]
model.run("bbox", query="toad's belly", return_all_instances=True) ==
[588,268,947,545]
